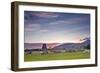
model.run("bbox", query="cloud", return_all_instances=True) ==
[25,24,41,32]
[31,12,59,18]
[25,24,49,33]
[49,17,86,25]
[39,29,49,33]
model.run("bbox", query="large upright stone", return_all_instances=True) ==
[42,44,48,54]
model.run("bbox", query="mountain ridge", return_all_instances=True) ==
[24,38,90,50]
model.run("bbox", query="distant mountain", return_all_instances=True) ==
[53,43,82,50]
[81,38,90,46]
[24,43,42,49]
[53,38,90,50]
[24,43,60,49]
[25,38,90,50]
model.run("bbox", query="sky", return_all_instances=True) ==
[24,11,90,43]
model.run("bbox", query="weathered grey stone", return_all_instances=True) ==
[42,44,48,54]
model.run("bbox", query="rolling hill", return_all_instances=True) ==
[25,38,90,50]
[53,38,90,50]
[24,43,60,49]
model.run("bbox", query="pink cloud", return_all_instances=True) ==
[39,29,49,33]
[49,17,86,25]
[25,24,41,32]
[31,13,59,18]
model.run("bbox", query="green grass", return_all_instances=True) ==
[24,51,90,62]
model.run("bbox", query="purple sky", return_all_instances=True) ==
[24,11,90,43]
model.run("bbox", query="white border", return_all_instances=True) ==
[18,5,96,68]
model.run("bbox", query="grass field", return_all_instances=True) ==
[24,51,90,62]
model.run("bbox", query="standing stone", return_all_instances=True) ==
[42,44,48,54]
